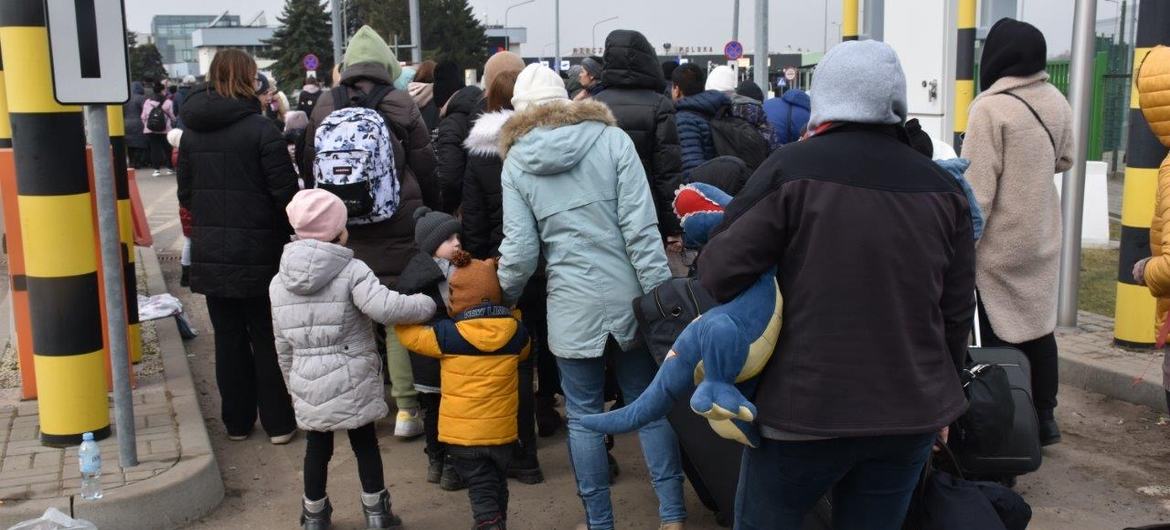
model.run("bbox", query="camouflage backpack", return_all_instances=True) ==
[313,84,400,224]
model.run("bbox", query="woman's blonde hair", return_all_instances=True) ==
[208,49,257,99]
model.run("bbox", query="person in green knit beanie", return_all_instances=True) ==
[302,25,442,443]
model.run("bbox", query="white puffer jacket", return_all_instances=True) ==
[270,239,436,431]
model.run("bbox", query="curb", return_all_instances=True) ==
[0,247,224,529]
[1059,340,1168,413]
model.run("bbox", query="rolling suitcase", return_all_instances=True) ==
[955,302,1043,480]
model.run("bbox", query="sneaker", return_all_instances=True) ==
[361,490,403,529]
[300,497,332,530]
[394,408,424,438]
[226,432,249,441]
[426,456,443,484]
[536,396,563,438]
[440,457,467,491]
[506,449,544,484]
[180,265,190,287]
[474,515,506,530]
[270,430,296,445]
[659,522,685,530]
[151,170,161,177]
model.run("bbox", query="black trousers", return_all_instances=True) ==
[449,444,513,526]
[147,133,171,169]
[977,301,1059,417]
[304,422,384,500]
[419,391,445,461]
[205,295,296,437]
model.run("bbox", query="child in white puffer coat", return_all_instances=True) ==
[269,188,436,530]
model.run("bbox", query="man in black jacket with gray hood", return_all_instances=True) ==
[593,29,683,244]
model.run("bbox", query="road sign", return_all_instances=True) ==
[785,67,798,82]
[44,0,130,105]
[303,53,320,71]
[724,40,743,61]
[560,59,571,71]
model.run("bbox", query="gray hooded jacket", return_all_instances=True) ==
[270,239,436,431]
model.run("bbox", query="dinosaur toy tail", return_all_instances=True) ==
[579,352,697,434]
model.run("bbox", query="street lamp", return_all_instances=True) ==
[504,0,535,53]
[592,16,619,52]
[541,42,554,63]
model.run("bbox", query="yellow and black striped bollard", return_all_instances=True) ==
[953,0,976,152]
[842,0,859,42]
[0,1,109,444]
[106,105,141,364]
[1115,1,1170,348]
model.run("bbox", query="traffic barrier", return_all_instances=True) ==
[842,0,858,42]
[1115,0,1170,348]
[0,2,109,445]
[106,105,141,364]
[953,0,976,152]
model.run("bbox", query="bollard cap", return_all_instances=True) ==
[82,432,94,441]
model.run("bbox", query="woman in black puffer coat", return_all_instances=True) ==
[433,85,483,213]
[177,49,298,443]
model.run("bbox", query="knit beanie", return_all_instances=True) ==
[166,128,183,148]
[343,25,403,82]
[286,189,348,242]
[511,63,569,112]
[447,253,503,316]
[413,207,461,257]
[705,65,738,93]
[807,40,907,129]
[483,51,525,94]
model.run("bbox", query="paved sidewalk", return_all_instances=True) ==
[1058,311,1168,413]
[0,243,223,529]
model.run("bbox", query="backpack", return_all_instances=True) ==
[146,101,167,132]
[708,105,769,171]
[313,84,401,223]
[297,89,321,114]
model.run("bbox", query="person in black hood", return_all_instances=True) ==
[433,60,465,113]
[593,29,684,245]
[736,79,765,103]
[176,49,298,445]
[433,85,484,213]
[979,17,1046,91]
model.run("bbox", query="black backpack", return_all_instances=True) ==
[298,89,322,114]
[146,101,167,131]
[708,105,769,171]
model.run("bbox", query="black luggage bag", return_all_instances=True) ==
[954,306,1042,480]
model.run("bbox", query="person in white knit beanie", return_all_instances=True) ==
[510,63,569,112]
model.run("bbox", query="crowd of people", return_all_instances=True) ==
[156,15,1158,530]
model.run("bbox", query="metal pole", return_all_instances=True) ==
[754,0,768,94]
[409,0,422,63]
[823,0,829,51]
[330,0,343,67]
[84,106,137,467]
[592,16,618,52]
[1056,0,1098,328]
[733,0,740,41]
[554,0,561,71]
[505,0,536,54]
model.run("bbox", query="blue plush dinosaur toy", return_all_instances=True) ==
[579,182,782,447]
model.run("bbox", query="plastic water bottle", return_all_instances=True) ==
[78,432,102,500]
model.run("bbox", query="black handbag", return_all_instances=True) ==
[953,362,1014,454]
[631,276,718,365]
[904,443,1032,530]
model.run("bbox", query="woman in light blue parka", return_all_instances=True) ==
[495,63,686,530]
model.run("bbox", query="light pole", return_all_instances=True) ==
[542,42,554,62]
[592,16,619,52]
[504,0,535,53]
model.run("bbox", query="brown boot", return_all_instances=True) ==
[659,522,685,530]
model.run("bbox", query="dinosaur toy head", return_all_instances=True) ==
[674,182,732,249]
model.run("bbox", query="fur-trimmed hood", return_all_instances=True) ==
[499,100,617,158]
[464,110,514,157]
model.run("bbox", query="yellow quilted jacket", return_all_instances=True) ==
[1138,45,1170,391]
[395,305,530,446]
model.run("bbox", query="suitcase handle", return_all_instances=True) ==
[971,290,983,349]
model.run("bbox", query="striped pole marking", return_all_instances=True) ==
[954,0,976,153]
[842,0,859,42]
[0,2,109,445]
[106,104,141,364]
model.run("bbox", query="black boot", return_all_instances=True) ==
[506,444,544,484]
[426,453,443,484]
[361,490,403,529]
[440,455,467,491]
[536,395,563,438]
[180,265,190,287]
[1039,417,1062,446]
[300,497,332,530]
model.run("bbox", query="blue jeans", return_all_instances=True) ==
[557,339,686,529]
[735,432,935,530]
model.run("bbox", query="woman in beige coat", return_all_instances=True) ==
[963,18,1073,446]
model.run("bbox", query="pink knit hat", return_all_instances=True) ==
[286,189,348,241]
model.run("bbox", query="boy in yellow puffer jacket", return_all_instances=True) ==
[1131,45,1170,412]
[395,253,530,530]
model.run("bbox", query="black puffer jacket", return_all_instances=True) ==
[434,86,484,213]
[593,29,682,236]
[177,85,298,298]
[461,109,511,259]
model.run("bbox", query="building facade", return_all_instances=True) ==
[152,14,242,78]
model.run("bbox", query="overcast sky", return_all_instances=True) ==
[122,0,1123,59]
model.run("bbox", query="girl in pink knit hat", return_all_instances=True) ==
[269,188,438,529]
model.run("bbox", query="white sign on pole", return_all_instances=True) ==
[44,0,131,105]
[560,60,571,71]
